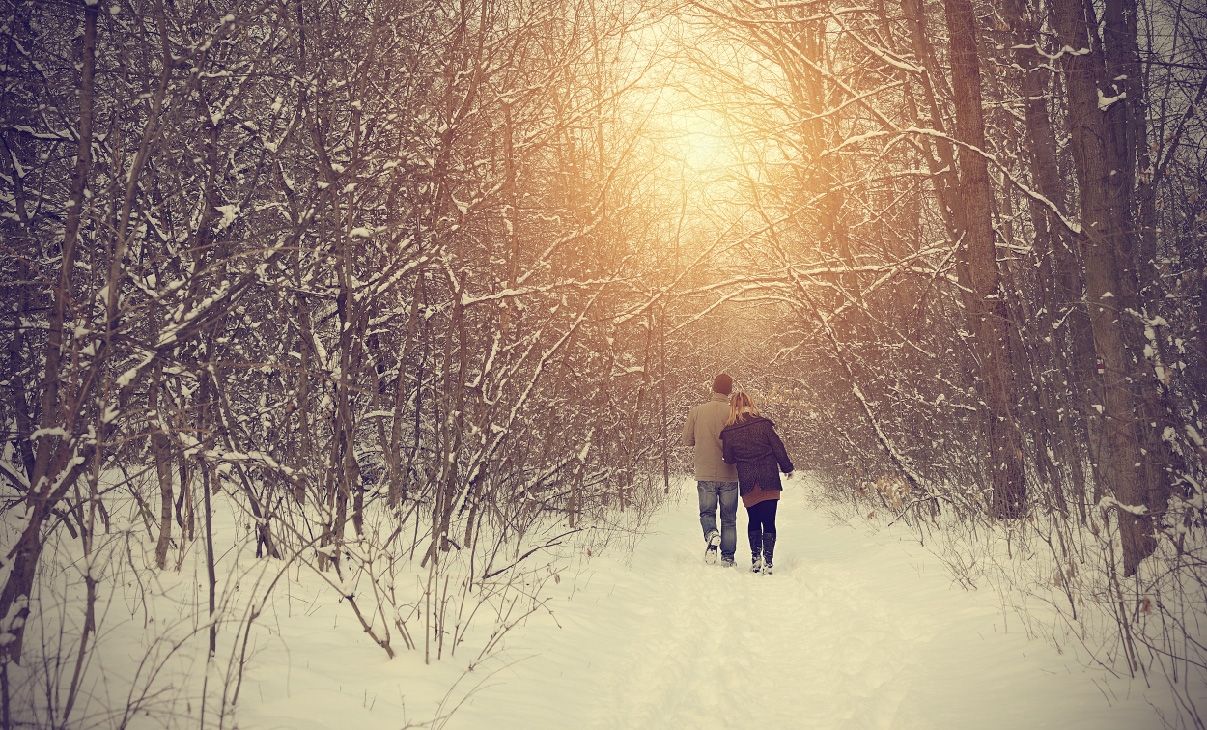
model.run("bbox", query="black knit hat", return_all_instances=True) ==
[712,373,733,395]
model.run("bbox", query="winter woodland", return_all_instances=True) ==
[1,0,1205,727]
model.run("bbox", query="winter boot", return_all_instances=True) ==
[704,529,720,565]
[749,527,763,573]
[761,532,777,575]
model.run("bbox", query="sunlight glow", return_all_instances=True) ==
[666,107,729,172]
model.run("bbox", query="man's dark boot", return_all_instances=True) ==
[749,528,763,573]
[762,532,776,575]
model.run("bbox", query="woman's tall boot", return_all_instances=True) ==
[761,532,776,575]
[748,527,763,573]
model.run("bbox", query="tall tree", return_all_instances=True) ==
[941,0,1025,518]
[1052,0,1166,574]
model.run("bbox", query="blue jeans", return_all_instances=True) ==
[697,481,738,560]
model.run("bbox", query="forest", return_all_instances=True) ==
[1,0,1205,727]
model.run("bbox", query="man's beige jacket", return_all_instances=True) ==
[683,393,739,482]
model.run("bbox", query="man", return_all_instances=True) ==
[683,373,739,566]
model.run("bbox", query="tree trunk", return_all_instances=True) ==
[1,0,98,667]
[942,0,1026,517]
[151,362,174,570]
[1004,0,1093,520]
[1052,0,1158,574]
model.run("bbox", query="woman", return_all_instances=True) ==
[719,392,794,574]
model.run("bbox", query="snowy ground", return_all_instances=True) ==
[232,477,1170,730]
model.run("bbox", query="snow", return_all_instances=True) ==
[1095,495,1149,516]
[215,204,239,231]
[9,478,1187,729]
[235,481,1164,730]
[1098,89,1127,111]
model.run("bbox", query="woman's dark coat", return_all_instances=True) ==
[719,415,794,495]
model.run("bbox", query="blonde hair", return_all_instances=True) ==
[726,391,759,425]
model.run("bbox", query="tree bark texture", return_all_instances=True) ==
[942,0,1026,518]
[1052,0,1160,574]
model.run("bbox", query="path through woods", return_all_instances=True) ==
[433,479,1160,730]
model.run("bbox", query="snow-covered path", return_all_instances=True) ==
[451,479,1161,730]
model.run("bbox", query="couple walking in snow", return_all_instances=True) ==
[683,373,794,574]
